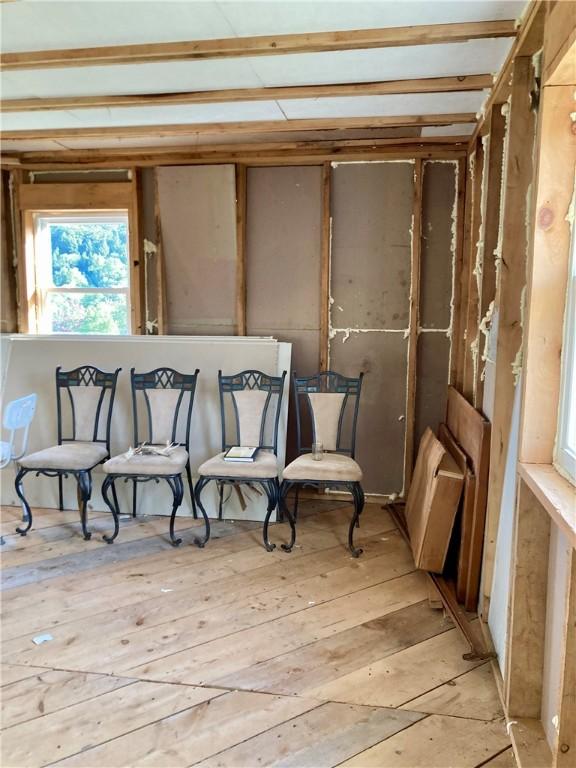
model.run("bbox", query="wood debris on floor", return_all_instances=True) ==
[1,500,511,767]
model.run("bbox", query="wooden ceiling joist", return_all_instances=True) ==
[0,74,493,113]
[0,113,476,142]
[0,20,517,71]
[1,137,467,170]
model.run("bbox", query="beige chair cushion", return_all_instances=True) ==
[308,392,345,451]
[232,390,269,446]
[19,441,108,471]
[283,452,362,482]
[103,446,188,476]
[146,389,181,443]
[69,387,104,441]
[198,450,278,479]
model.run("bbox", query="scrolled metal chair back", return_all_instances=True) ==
[218,369,287,454]
[131,367,200,450]
[56,365,121,452]
[293,370,364,458]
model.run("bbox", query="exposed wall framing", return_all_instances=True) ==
[482,55,538,617]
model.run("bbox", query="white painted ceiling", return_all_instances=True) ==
[0,0,529,151]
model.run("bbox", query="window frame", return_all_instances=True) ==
[31,211,132,336]
[555,204,576,483]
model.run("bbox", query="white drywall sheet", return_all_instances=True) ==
[0,335,291,521]
[488,371,521,671]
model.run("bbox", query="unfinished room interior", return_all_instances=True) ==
[0,1,575,766]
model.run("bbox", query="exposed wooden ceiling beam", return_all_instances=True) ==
[0,113,477,141]
[0,74,492,113]
[0,20,517,71]
[1,137,468,170]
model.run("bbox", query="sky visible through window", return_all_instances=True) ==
[46,220,130,334]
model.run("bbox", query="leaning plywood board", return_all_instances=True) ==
[438,422,477,603]
[406,427,464,573]
[446,386,491,610]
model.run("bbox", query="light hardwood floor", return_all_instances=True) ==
[0,499,512,768]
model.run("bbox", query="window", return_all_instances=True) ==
[555,205,576,484]
[32,212,131,335]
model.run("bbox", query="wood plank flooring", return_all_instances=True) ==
[0,500,512,768]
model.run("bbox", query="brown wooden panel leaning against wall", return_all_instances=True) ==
[420,160,458,330]
[246,165,323,461]
[331,332,408,495]
[156,165,237,335]
[330,162,413,330]
[1,171,17,333]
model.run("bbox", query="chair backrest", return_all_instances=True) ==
[219,369,287,454]
[56,365,121,451]
[2,393,37,463]
[131,367,199,449]
[293,370,364,458]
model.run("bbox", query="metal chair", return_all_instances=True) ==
[195,369,287,550]
[279,370,365,557]
[14,366,120,540]
[0,394,37,469]
[101,367,202,547]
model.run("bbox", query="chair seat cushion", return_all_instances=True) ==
[103,446,188,476]
[283,453,363,482]
[19,442,108,471]
[198,450,279,479]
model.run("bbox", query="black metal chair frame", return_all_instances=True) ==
[14,365,121,540]
[278,370,365,557]
[194,369,287,551]
[101,366,204,547]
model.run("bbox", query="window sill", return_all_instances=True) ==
[518,462,576,547]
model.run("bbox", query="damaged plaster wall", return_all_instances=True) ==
[246,165,322,461]
[156,165,237,335]
[330,161,413,495]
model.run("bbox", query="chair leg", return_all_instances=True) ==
[193,476,211,549]
[102,475,120,544]
[58,475,64,511]
[293,484,300,521]
[111,481,120,520]
[262,478,278,552]
[14,469,33,536]
[218,481,224,520]
[77,471,92,541]
[264,480,296,553]
[132,478,138,518]
[167,476,184,547]
[348,482,364,558]
[185,461,198,519]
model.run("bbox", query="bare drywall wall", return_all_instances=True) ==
[1,171,17,334]
[156,165,237,335]
[246,165,322,460]
[414,332,451,447]
[414,160,458,446]
[331,331,408,495]
[420,161,458,330]
[330,161,413,494]
[331,163,413,331]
